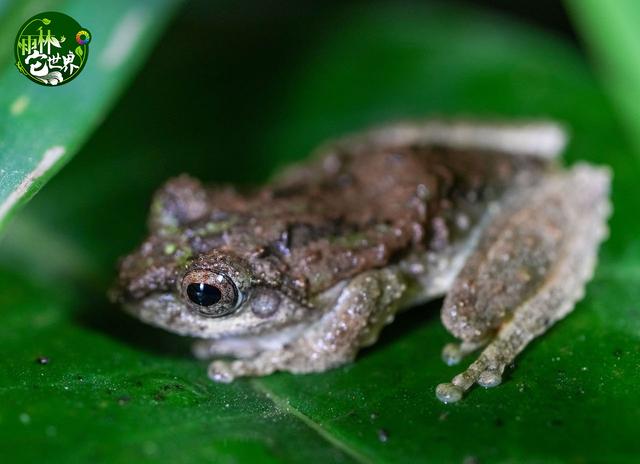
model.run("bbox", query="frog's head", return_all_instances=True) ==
[112,175,315,339]
[114,246,313,339]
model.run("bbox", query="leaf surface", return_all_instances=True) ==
[1,3,638,463]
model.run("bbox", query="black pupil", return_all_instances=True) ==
[187,283,222,306]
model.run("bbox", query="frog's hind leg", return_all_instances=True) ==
[324,120,567,160]
[436,163,611,403]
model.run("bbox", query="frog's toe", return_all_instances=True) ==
[436,348,508,402]
[441,343,463,366]
[207,361,235,383]
[477,369,503,388]
[436,364,504,403]
[436,383,463,403]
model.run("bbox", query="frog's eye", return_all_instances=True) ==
[181,270,240,317]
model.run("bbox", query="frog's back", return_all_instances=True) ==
[263,139,553,294]
[139,121,564,302]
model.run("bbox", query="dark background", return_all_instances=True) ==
[104,0,579,187]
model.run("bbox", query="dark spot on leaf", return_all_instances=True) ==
[548,418,564,427]
[495,417,505,428]
[117,395,131,406]
[614,348,623,359]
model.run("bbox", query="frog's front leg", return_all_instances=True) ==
[207,269,407,383]
[436,163,611,403]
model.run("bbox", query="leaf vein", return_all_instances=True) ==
[251,380,376,464]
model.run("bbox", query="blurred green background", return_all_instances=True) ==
[1,1,640,462]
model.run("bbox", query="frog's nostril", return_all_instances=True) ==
[187,283,222,306]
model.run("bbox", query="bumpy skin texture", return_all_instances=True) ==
[119,146,542,303]
[113,120,611,403]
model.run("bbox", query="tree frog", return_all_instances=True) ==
[113,120,611,403]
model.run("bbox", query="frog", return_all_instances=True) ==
[112,120,611,403]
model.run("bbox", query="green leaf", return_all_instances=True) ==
[0,0,182,232]
[74,45,83,57]
[566,0,640,158]
[42,17,50,25]
[1,2,639,462]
